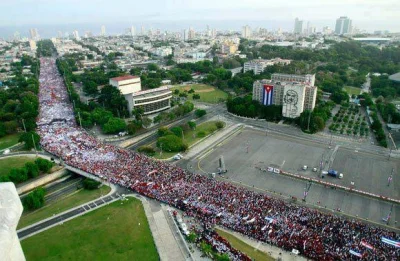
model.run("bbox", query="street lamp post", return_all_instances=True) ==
[22,118,26,133]
[32,133,38,157]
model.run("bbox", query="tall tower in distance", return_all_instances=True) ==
[335,16,352,35]
[101,25,106,36]
[294,18,303,34]
[29,28,40,40]
[242,25,252,39]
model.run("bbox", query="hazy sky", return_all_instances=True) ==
[0,0,399,36]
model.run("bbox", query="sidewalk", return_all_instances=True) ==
[136,196,187,261]
[217,226,309,261]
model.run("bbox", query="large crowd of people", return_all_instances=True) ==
[37,58,399,260]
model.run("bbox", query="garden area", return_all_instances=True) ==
[328,104,369,137]
[138,120,225,159]
[171,84,228,103]
[21,197,159,261]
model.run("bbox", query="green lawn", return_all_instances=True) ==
[18,185,111,229]
[343,86,362,96]
[0,133,21,150]
[21,197,159,261]
[216,228,274,261]
[153,121,224,159]
[171,84,228,103]
[0,156,35,177]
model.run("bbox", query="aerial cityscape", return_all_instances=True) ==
[0,0,399,260]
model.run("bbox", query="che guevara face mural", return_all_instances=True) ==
[283,89,299,117]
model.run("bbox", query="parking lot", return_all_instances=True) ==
[197,127,399,228]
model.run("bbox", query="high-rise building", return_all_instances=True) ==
[101,25,106,36]
[72,30,80,40]
[141,26,145,35]
[130,26,135,37]
[183,29,187,41]
[211,29,217,38]
[294,18,303,34]
[29,28,39,40]
[57,31,63,39]
[13,31,20,41]
[335,16,352,35]
[188,28,196,40]
[252,73,317,118]
[242,25,252,38]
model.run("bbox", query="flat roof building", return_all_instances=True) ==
[244,58,291,75]
[252,73,317,118]
[109,75,172,115]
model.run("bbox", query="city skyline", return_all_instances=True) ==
[0,0,399,38]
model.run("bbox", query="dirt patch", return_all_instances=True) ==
[181,86,215,93]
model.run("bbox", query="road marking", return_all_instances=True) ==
[281,160,286,168]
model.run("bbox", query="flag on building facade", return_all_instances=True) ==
[262,85,274,105]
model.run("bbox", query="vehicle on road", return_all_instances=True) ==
[302,165,308,170]
[324,170,344,179]
[173,154,183,160]
[312,167,318,172]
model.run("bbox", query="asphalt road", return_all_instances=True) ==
[193,127,400,230]
[127,103,225,150]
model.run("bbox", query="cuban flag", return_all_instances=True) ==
[349,250,363,258]
[360,241,374,250]
[262,85,274,106]
[381,237,400,248]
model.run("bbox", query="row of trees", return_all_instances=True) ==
[297,101,335,134]
[227,95,283,121]
[0,56,40,138]
[0,158,53,183]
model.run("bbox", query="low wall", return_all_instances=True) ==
[17,169,67,195]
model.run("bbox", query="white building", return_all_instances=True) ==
[132,86,172,115]
[335,16,352,35]
[0,183,25,261]
[109,75,172,114]
[244,58,292,75]
[72,30,80,40]
[294,18,303,34]
[242,25,252,38]
[252,73,317,118]
[152,47,172,57]
[29,28,39,41]
[101,25,106,36]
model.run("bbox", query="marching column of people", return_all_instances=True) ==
[37,58,399,260]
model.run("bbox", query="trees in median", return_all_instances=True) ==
[157,135,188,152]
[195,109,207,118]
[82,178,101,190]
[23,187,46,210]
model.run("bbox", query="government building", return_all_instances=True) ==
[252,73,317,118]
[110,75,172,115]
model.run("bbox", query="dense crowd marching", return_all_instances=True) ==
[37,58,399,260]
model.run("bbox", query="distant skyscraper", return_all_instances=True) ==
[183,29,187,41]
[130,26,135,37]
[294,18,303,34]
[29,28,39,40]
[188,28,196,40]
[242,25,252,38]
[335,16,352,35]
[101,25,106,36]
[141,26,145,35]
[72,30,80,40]
[211,28,217,38]
[13,31,20,41]
[57,31,63,39]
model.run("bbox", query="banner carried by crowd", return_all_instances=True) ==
[37,58,399,260]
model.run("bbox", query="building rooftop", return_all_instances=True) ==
[110,75,139,82]
[389,72,400,83]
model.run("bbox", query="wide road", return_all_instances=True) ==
[183,124,400,231]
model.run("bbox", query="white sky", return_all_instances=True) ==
[0,0,399,31]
